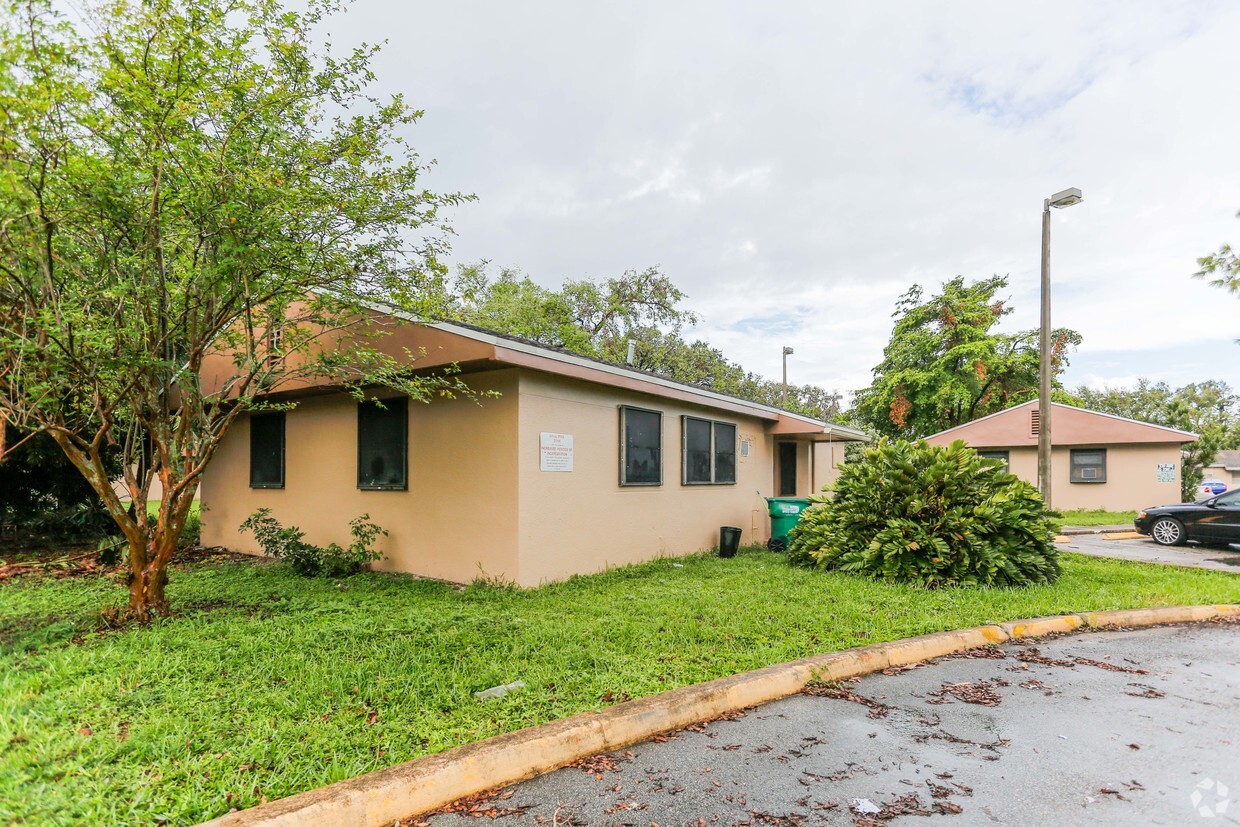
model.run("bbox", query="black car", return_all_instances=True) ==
[1134,488,1240,546]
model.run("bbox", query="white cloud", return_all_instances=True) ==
[328,0,1240,395]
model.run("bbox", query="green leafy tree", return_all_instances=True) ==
[852,276,1081,438]
[451,263,843,421]
[1195,210,1240,301]
[0,424,117,538]
[0,0,470,618]
[787,438,1061,587]
[1071,380,1240,500]
[453,263,694,354]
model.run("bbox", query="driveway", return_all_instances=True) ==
[416,623,1240,826]
[1063,533,1240,573]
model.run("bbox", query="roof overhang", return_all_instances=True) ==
[768,414,867,441]
[285,295,870,438]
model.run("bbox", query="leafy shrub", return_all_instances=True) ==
[0,427,119,543]
[787,438,1061,587]
[239,509,386,577]
[180,510,202,547]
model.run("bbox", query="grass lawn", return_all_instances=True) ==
[2,548,1237,825]
[1058,508,1139,526]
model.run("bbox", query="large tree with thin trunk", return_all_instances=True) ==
[852,276,1082,439]
[0,0,470,619]
[450,262,845,421]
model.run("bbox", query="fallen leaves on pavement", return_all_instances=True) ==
[568,750,635,778]
[926,678,1008,706]
[402,788,533,824]
[802,682,891,718]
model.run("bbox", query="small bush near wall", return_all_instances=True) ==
[788,439,1061,587]
[240,509,386,577]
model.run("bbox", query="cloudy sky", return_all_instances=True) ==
[330,1,1240,399]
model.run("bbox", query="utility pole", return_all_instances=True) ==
[781,346,794,407]
[1038,187,1083,508]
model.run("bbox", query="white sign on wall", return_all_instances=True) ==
[539,432,574,472]
[1156,463,1176,483]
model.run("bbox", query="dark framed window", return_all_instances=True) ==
[978,450,1010,473]
[249,412,285,488]
[1070,448,1106,483]
[620,406,662,486]
[682,416,736,485]
[358,397,408,490]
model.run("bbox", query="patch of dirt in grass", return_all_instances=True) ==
[0,549,116,583]
[173,546,267,568]
[0,544,261,584]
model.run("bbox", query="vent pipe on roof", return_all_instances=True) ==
[626,339,636,365]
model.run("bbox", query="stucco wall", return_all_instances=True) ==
[513,371,778,586]
[199,370,521,584]
[811,442,847,492]
[993,444,1183,511]
[1203,466,1240,490]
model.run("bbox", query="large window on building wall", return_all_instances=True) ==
[358,397,408,490]
[249,411,285,488]
[620,406,662,485]
[682,416,737,485]
[1070,448,1107,483]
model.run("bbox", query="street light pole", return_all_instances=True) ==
[782,346,794,407]
[1038,187,1083,509]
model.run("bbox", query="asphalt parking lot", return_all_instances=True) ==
[417,622,1240,826]
[1063,533,1240,573]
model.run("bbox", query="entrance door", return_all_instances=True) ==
[778,442,797,496]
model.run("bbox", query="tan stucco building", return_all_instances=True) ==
[924,401,1197,511]
[198,317,865,586]
[1204,451,1240,491]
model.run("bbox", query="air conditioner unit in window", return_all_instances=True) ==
[1081,467,1097,479]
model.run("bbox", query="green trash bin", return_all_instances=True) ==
[766,497,810,551]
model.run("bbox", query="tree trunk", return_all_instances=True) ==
[127,552,170,618]
[123,490,194,620]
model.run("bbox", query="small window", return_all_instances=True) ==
[620,406,662,486]
[1070,448,1106,483]
[358,397,408,490]
[978,450,1010,473]
[249,412,285,488]
[682,417,737,485]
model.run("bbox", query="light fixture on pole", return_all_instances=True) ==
[1038,187,1082,509]
[781,346,794,407]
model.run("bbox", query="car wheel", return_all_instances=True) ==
[1150,517,1186,546]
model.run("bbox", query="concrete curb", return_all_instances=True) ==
[198,604,1240,827]
[1061,526,1138,536]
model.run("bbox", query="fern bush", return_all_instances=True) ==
[239,509,386,577]
[787,438,1061,587]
